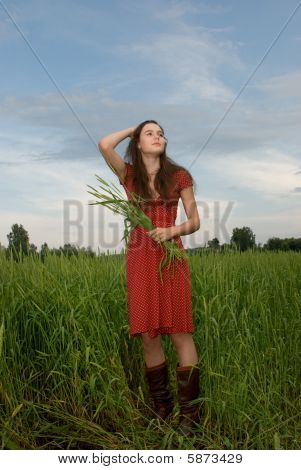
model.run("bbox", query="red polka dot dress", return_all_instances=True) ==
[120,163,195,338]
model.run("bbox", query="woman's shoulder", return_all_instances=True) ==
[173,166,193,191]
[173,166,189,176]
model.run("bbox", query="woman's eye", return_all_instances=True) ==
[146,132,164,138]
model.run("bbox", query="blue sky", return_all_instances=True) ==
[1,0,301,251]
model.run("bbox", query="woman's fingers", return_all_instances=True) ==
[148,228,165,242]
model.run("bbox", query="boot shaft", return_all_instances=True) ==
[176,364,201,435]
[176,364,200,404]
[145,361,174,420]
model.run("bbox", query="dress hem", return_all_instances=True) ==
[130,328,195,338]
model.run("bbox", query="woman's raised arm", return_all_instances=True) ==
[98,127,136,182]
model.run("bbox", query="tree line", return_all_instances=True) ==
[2,224,96,261]
[1,223,301,261]
[204,227,301,252]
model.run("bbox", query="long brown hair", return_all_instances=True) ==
[124,120,195,203]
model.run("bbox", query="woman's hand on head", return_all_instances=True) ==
[130,126,137,138]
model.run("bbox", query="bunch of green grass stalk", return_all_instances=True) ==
[87,174,186,282]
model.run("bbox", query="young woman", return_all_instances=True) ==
[98,120,201,435]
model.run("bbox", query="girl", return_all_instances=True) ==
[98,120,201,435]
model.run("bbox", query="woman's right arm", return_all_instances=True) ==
[98,127,136,183]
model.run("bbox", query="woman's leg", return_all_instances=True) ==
[170,333,198,366]
[170,333,200,435]
[142,332,173,420]
[141,332,165,368]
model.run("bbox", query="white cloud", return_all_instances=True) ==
[228,207,301,244]
[115,8,243,105]
[255,70,301,99]
[119,32,240,104]
[0,209,63,249]
[0,89,110,129]
[203,148,301,200]
[0,17,15,43]
[153,0,229,20]
[0,157,128,251]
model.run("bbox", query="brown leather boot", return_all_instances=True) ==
[176,364,200,435]
[145,361,174,421]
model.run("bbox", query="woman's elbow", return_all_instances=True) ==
[98,139,108,151]
[189,216,200,232]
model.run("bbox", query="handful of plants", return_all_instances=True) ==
[87,175,186,282]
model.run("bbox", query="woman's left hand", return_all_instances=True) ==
[147,227,176,243]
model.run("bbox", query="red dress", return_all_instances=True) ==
[120,163,195,338]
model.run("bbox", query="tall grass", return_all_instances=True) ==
[0,249,300,449]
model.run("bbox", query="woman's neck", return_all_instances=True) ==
[147,168,160,176]
[141,155,160,175]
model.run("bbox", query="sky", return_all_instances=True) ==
[0,0,301,252]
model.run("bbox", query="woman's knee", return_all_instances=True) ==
[141,332,162,351]
[170,332,193,349]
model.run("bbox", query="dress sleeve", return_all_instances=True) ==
[177,169,193,192]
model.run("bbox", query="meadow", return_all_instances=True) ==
[0,249,300,450]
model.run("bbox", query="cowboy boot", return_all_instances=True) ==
[145,361,174,420]
[176,363,200,435]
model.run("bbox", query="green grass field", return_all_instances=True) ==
[0,249,300,450]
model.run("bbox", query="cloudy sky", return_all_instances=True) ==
[1,0,301,252]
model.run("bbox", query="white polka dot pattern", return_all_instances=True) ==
[120,163,195,338]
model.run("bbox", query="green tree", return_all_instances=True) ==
[7,224,30,259]
[59,243,79,257]
[208,237,220,249]
[230,226,256,251]
[265,237,283,250]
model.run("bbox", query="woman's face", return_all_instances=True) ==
[137,123,166,155]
